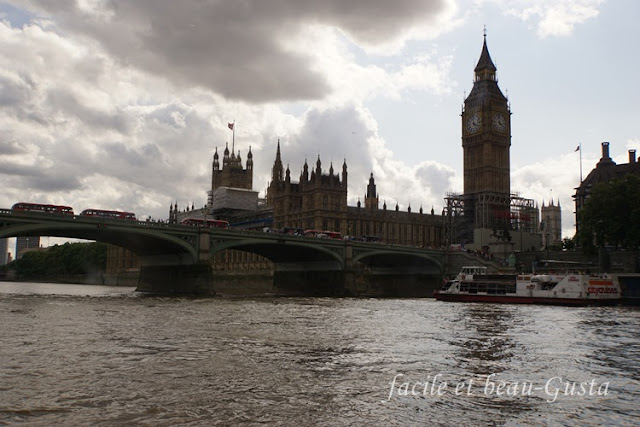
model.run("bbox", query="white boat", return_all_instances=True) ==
[435,267,621,306]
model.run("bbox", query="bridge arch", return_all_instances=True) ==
[353,249,443,274]
[209,237,345,269]
[0,220,199,262]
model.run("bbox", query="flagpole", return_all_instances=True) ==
[232,120,235,155]
[579,142,583,183]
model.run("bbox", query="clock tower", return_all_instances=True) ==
[462,32,510,195]
[461,32,511,231]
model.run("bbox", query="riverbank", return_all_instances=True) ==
[0,272,138,287]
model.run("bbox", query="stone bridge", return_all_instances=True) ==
[0,209,445,296]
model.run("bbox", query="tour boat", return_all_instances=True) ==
[434,266,621,306]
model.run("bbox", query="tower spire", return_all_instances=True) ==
[474,28,497,80]
[272,139,284,182]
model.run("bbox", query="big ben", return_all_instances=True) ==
[461,32,511,231]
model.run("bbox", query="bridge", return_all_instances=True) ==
[0,209,445,296]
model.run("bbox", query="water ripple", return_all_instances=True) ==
[0,283,639,425]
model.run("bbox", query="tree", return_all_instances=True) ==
[562,236,576,251]
[578,175,640,252]
[10,242,107,279]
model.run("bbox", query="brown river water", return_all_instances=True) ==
[0,281,639,426]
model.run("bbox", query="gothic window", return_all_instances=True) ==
[335,220,340,232]
[323,195,328,208]
[322,219,328,230]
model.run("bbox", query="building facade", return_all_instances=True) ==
[105,245,141,274]
[15,236,40,260]
[207,143,253,208]
[540,199,562,249]
[0,238,7,265]
[266,143,444,247]
[267,141,348,233]
[574,142,639,233]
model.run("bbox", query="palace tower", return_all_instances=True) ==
[446,33,539,253]
[461,33,511,231]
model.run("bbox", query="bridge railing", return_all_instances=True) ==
[2,208,445,253]
[2,208,195,230]
[1,209,76,220]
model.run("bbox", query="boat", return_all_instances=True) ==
[434,266,621,306]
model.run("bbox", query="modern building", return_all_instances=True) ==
[573,142,639,233]
[0,239,7,265]
[445,34,540,256]
[15,236,40,260]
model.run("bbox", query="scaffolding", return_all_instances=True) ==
[510,193,539,233]
[444,191,539,246]
[444,192,473,246]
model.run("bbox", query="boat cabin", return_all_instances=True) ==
[456,266,488,281]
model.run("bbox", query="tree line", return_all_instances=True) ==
[6,242,107,279]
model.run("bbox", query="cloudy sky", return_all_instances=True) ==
[1,0,638,242]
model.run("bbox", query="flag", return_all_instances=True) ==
[574,145,580,152]
[228,123,234,131]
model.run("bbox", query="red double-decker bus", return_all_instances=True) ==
[12,202,74,215]
[180,218,229,229]
[80,209,137,220]
[304,229,342,239]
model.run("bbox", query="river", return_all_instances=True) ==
[1,281,639,425]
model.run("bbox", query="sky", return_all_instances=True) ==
[1,0,638,246]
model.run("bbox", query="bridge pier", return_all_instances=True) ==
[136,263,215,296]
[272,261,351,296]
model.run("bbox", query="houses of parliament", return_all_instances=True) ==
[109,34,567,276]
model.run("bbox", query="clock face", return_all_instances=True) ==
[493,113,507,132]
[466,113,481,134]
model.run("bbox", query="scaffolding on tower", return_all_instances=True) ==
[444,192,538,246]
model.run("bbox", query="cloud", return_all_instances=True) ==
[0,138,29,155]
[1,0,612,242]
[0,1,466,221]
[266,104,457,212]
[15,0,457,103]
[0,161,82,191]
[512,152,585,238]
[502,0,604,38]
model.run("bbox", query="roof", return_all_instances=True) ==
[576,156,640,197]
[474,36,497,73]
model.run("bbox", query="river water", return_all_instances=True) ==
[0,282,639,426]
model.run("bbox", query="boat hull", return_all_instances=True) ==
[433,292,620,306]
